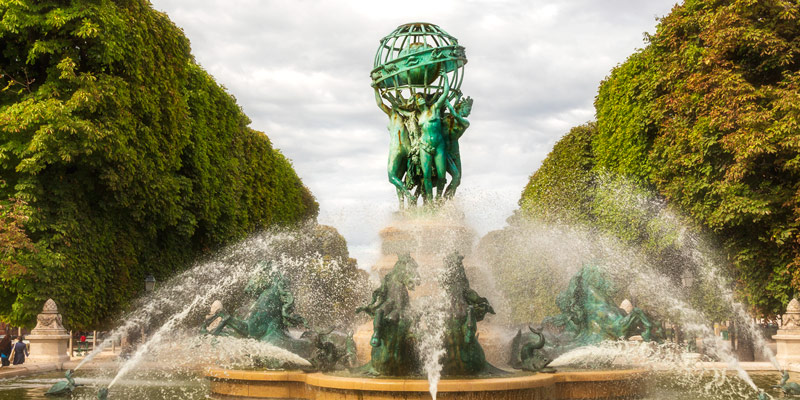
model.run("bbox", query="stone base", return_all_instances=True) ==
[373,214,475,278]
[26,333,70,367]
[352,323,509,367]
[207,368,647,400]
[352,322,373,364]
[774,330,800,364]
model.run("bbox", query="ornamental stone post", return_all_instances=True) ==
[26,299,71,367]
[774,298,800,365]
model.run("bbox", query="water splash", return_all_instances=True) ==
[82,225,367,391]
[472,173,777,395]
[412,266,448,400]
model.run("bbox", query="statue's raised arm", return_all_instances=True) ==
[434,71,450,110]
[446,98,470,130]
[373,86,391,116]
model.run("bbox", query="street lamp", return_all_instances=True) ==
[144,274,156,293]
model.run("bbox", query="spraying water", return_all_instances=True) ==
[471,173,778,397]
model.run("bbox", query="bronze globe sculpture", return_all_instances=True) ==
[371,22,467,104]
[371,23,471,207]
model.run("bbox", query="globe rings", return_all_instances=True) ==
[372,22,467,103]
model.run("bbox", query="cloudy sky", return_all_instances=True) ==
[149,0,677,268]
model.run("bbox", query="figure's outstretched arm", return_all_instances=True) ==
[434,71,450,109]
[373,86,391,115]
[446,99,470,128]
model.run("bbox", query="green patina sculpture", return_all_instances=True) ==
[356,253,420,376]
[773,370,800,396]
[443,95,471,198]
[438,253,500,375]
[303,329,358,372]
[355,253,501,377]
[374,87,415,206]
[509,327,555,373]
[542,265,663,345]
[45,369,77,396]
[201,262,355,371]
[96,388,108,400]
[371,23,471,207]
[202,268,310,355]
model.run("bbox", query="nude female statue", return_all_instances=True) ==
[374,86,415,208]
[443,95,472,198]
[413,70,450,202]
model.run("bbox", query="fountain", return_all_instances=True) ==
[202,22,650,400]
[23,21,783,400]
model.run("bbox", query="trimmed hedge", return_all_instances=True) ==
[0,0,318,328]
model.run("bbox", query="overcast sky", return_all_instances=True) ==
[149,0,678,269]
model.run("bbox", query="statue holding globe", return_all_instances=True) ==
[371,23,470,208]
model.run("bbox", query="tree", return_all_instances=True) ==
[595,0,800,314]
[516,0,800,316]
[0,0,318,327]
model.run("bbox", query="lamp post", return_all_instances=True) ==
[145,274,156,293]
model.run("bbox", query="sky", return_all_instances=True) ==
[149,0,678,269]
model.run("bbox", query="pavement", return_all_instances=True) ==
[0,350,120,380]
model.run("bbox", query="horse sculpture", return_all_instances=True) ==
[200,263,354,371]
[543,265,663,345]
[356,253,420,376]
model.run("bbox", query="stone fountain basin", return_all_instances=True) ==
[206,367,646,399]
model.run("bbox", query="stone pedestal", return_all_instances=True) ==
[371,212,475,278]
[355,211,507,365]
[775,298,800,365]
[26,299,70,367]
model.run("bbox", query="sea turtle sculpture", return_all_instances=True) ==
[45,369,77,396]
[773,370,800,396]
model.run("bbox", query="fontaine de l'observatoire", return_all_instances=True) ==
[207,22,652,400]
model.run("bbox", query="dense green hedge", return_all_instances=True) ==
[517,0,800,315]
[0,0,318,328]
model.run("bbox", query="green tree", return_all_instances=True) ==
[517,123,596,225]
[516,0,800,316]
[595,0,800,314]
[0,0,318,328]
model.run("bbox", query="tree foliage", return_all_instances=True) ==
[518,0,800,316]
[0,0,318,328]
[518,123,596,225]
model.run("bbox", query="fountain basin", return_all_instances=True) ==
[206,367,647,399]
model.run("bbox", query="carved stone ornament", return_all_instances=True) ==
[32,298,66,332]
[782,298,800,330]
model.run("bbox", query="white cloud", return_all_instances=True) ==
[150,0,677,268]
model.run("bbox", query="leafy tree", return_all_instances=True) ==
[516,0,800,316]
[517,123,596,225]
[596,0,800,314]
[0,0,318,328]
